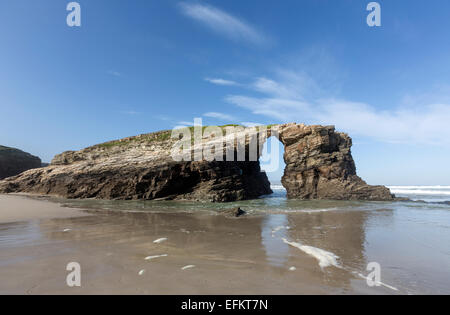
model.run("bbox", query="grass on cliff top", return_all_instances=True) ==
[95,130,172,149]
[94,124,277,149]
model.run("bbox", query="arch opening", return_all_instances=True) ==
[260,136,286,197]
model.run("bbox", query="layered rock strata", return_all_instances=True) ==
[0,124,394,201]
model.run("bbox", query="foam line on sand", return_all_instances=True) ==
[282,238,341,269]
[153,237,168,244]
[145,254,168,260]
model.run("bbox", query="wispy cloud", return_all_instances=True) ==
[204,78,240,86]
[177,121,195,126]
[179,2,268,45]
[223,70,450,145]
[107,70,121,77]
[203,112,236,121]
[226,95,309,121]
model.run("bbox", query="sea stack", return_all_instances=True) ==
[0,124,394,201]
[277,124,393,200]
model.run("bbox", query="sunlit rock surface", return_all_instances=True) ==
[0,124,393,202]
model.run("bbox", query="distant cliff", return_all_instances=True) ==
[0,124,394,201]
[0,146,42,180]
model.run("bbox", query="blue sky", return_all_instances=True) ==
[1,0,450,185]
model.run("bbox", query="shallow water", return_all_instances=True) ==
[0,187,449,294]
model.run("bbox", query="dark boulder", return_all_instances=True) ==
[223,207,246,217]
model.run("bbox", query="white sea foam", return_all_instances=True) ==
[270,184,286,190]
[181,265,195,270]
[389,189,450,196]
[145,254,168,260]
[269,208,339,214]
[282,238,340,269]
[300,209,339,214]
[153,237,168,244]
[388,186,450,189]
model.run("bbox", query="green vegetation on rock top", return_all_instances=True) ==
[92,124,278,150]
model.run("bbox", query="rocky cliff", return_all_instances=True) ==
[0,124,394,201]
[0,146,42,180]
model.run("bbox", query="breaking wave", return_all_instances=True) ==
[388,186,450,202]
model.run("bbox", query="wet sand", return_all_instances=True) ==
[0,194,405,295]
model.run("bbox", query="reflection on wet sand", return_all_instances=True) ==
[0,206,399,295]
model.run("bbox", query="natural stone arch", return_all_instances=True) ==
[0,123,393,202]
[266,123,393,200]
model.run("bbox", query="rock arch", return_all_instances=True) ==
[267,123,393,200]
[0,123,394,201]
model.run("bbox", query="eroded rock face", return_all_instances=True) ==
[0,124,394,201]
[0,129,272,202]
[0,146,42,180]
[276,124,394,200]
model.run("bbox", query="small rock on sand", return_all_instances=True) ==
[223,207,246,217]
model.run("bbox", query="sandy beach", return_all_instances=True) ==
[1,193,449,295]
[0,194,380,295]
[0,194,89,224]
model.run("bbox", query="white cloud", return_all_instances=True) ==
[225,73,450,145]
[203,112,236,121]
[177,121,195,126]
[226,95,310,121]
[179,2,267,45]
[107,70,121,77]
[251,72,318,100]
[204,78,239,86]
